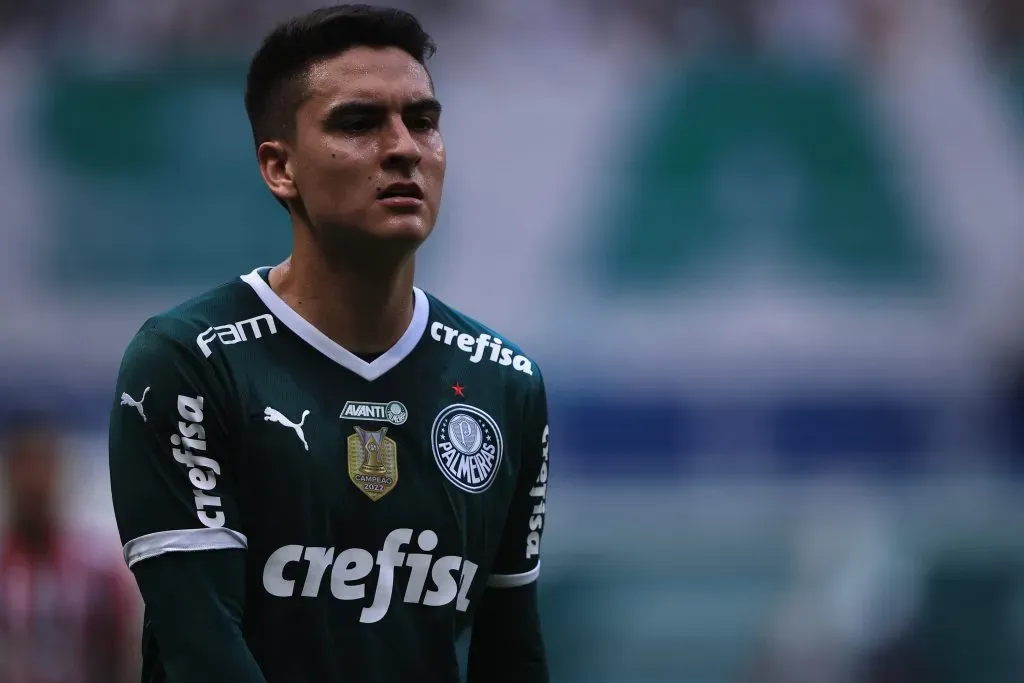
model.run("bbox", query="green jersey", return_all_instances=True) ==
[109,267,550,682]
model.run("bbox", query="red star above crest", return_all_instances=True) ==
[452,382,465,398]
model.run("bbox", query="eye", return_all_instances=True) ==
[339,117,376,133]
[407,115,438,132]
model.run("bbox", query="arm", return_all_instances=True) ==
[132,552,266,682]
[468,376,551,683]
[108,325,267,683]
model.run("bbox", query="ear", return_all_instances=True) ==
[257,140,298,204]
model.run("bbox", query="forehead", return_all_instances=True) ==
[304,46,434,110]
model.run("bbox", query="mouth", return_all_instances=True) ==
[377,183,424,202]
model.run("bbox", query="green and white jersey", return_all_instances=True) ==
[109,267,550,682]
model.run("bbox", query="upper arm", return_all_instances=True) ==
[488,375,550,589]
[109,324,246,569]
[109,324,268,683]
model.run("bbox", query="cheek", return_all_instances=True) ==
[316,147,362,175]
[433,138,446,167]
[303,136,372,175]
[424,143,446,185]
[303,151,371,199]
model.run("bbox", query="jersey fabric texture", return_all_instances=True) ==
[108,268,550,682]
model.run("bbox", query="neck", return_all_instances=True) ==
[269,232,417,355]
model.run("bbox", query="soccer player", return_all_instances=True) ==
[107,5,551,682]
[1,411,139,683]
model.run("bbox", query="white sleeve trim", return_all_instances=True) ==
[123,527,248,568]
[487,563,540,588]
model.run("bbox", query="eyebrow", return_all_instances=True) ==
[324,97,443,121]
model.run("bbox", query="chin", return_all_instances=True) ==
[316,209,435,259]
[324,218,432,262]
[369,215,433,244]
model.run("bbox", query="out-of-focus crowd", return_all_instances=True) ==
[1,414,139,683]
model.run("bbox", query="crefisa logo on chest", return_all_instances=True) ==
[431,404,503,493]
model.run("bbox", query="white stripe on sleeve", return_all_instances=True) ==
[123,527,248,568]
[487,563,540,588]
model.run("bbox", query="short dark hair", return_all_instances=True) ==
[244,5,436,150]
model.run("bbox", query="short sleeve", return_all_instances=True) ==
[109,324,246,570]
[487,376,550,588]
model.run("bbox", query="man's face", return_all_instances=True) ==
[4,431,60,531]
[270,46,445,254]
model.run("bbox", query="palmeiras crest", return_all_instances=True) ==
[431,404,503,493]
[347,426,399,501]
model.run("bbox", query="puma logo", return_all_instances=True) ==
[264,407,310,451]
[120,387,150,422]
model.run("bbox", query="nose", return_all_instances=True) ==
[381,116,421,173]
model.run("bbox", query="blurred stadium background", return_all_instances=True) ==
[1,0,1024,681]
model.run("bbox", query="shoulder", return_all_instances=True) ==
[120,272,268,365]
[422,290,545,392]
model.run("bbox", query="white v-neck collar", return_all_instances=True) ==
[240,268,429,382]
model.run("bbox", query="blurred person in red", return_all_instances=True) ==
[0,410,139,683]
